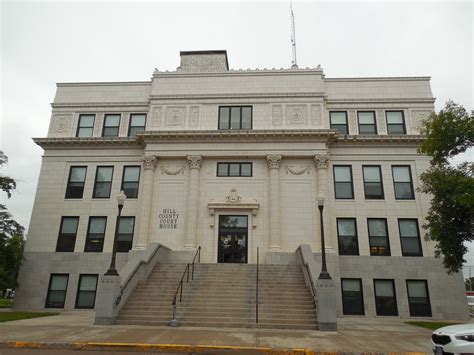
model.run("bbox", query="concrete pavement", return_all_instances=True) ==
[0,311,442,353]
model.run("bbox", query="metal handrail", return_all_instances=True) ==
[297,248,317,309]
[256,246,259,323]
[170,246,201,323]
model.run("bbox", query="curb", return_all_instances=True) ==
[0,341,428,354]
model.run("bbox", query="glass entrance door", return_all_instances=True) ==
[218,215,248,263]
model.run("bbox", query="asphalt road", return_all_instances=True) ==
[0,350,196,355]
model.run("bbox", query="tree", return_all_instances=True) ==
[0,151,25,292]
[418,101,474,274]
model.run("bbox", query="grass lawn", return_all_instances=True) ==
[0,312,59,323]
[405,321,465,330]
[0,298,12,308]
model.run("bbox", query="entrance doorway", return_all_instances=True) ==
[218,215,248,263]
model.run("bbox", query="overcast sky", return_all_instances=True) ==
[1,0,473,265]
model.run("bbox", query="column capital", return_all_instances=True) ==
[266,154,282,170]
[314,153,330,169]
[142,155,158,171]
[187,155,202,170]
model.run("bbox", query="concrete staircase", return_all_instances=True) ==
[117,262,317,330]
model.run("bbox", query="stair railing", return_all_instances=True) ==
[170,246,201,326]
[297,247,317,309]
[256,246,259,324]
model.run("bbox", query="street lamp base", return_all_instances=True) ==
[105,268,119,276]
[318,271,332,280]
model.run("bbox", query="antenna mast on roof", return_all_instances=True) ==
[290,0,298,68]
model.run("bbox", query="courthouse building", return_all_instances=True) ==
[14,50,468,326]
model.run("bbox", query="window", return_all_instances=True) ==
[341,279,364,315]
[102,114,121,137]
[399,219,422,256]
[374,279,398,316]
[117,217,135,252]
[337,218,359,255]
[392,166,415,200]
[76,114,95,137]
[56,217,79,252]
[386,111,406,134]
[363,166,384,199]
[406,280,432,317]
[121,166,140,198]
[333,166,354,199]
[93,166,113,198]
[75,274,98,309]
[357,111,377,134]
[368,218,390,256]
[65,166,87,199]
[84,217,107,252]
[330,111,348,134]
[128,114,146,136]
[217,163,252,177]
[45,274,69,308]
[218,106,252,130]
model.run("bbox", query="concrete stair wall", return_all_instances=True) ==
[117,262,317,330]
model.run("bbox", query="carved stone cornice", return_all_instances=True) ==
[314,154,330,169]
[187,155,202,170]
[266,154,282,170]
[51,101,150,109]
[33,137,142,149]
[142,155,158,170]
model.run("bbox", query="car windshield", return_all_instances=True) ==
[467,296,474,304]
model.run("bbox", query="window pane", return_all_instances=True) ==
[51,275,68,290]
[97,167,113,182]
[401,238,421,255]
[395,182,413,199]
[375,280,394,297]
[76,292,95,308]
[105,114,120,127]
[368,219,387,236]
[217,163,228,176]
[230,107,241,129]
[335,182,353,199]
[342,279,361,292]
[119,217,134,234]
[241,107,252,129]
[70,167,86,182]
[388,124,405,134]
[47,291,66,307]
[393,167,411,182]
[219,216,247,228]
[61,218,78,234]
[79,275,97,291]
[330,112,347,124]
[332,124,348,135]
[89,218,106,234]
[229,163,240,176]
[386,111,403,124]
[78,127,93,137]
[399,220,418,237]
[334,167,351,182]
[103,127,119,137]
[241,163,252,176]
[363,167,381,182]
[219,107,230,129]
[80,115,94,127]
[358,112,375,124]
[342,279,364,315]
[130,114,146,127]
[338,219,355,236]
[407,281,427,298]
[124,167,139,181]
[359,124,376,134]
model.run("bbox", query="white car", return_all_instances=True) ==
[432,323,474,354]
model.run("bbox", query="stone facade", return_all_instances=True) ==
[15,50,468,321]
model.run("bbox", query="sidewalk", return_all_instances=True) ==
[0,311,435,353]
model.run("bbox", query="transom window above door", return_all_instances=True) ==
[218,106,252,130]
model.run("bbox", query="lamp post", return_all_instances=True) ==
[105,191,127,276]
[317,195,331,280]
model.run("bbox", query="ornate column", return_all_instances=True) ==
[184,155,202,250]
[314,153,333,251]
[134,154,158,250]
[266,154,282,252]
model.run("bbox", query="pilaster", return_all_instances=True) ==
[314,153,334,252]
[184,155,202,250]
[266,154,282,252]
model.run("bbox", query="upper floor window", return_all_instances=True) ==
[330,112,348,134]
[93,166,114,198]
[76,114,95,137]
[102,114,121,137]
[117,217,135,253]
[341,278,364,315]
[121,166,140,198]
[368,218,390,256]
[392,166,415,200]
[84,217,107,252]
[386,111,406,134]
[337,218,359,255]
[128,114,146,136]
[406,280,432,317]
[333,166,354,199]
[56,217,79,252]
[399,219,422,256]
[75,274,98,309]
[65,166,87,199]
[217,162,252,177]
[374,279,398,316]
[362,165,384,199]
[45,274,69,308]
[218,106,252,130]
[357,111,377,134]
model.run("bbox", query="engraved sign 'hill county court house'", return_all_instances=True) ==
[13,50,469,329]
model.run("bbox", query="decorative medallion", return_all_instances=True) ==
[160,165,186,175]
[266,154,282,169]
[310,105,322,126]
[225,187,242,204]
[142,155,158,170]
[285,164,311,175]
[272,105,283,126]
[189,106,200,127]
[314,154,330,169]
[286,105,307,125]
[166,107,186,127]
[53,115,72,134]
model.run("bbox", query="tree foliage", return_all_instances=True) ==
[418,101,474,274]
[0,151,25,291]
